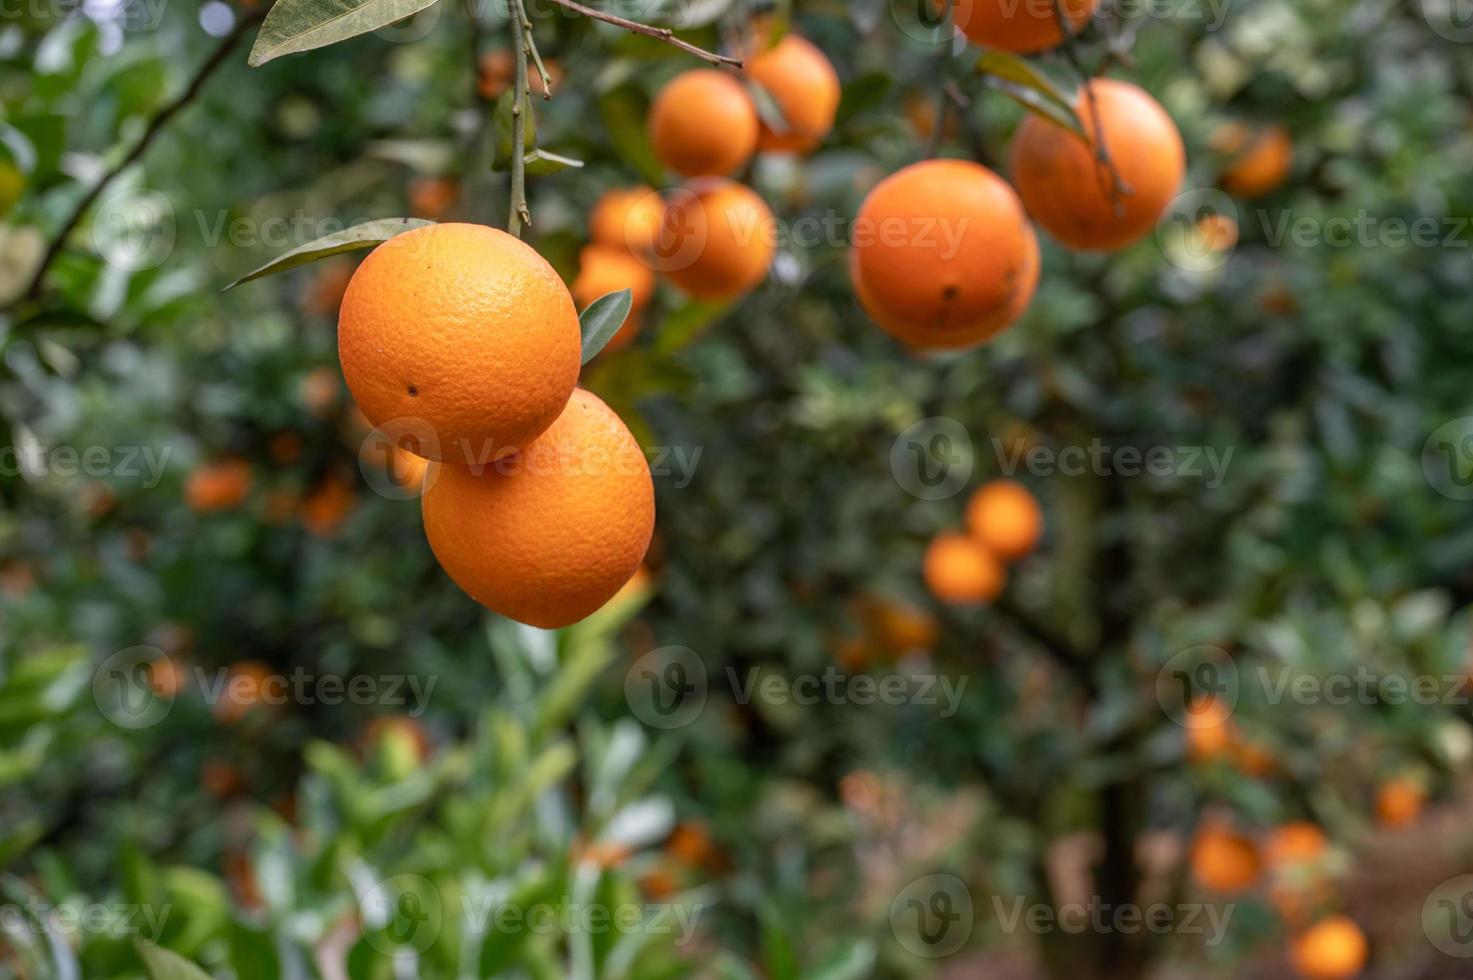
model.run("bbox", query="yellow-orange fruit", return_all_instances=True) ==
[299,472,356,537]
[649,70,759,177]
[338,223,580,463]
[850,159,1037,350]
[1375,777,1424,827]
[421,389,654,629]
[857,595,939,655]
[572,244,656,312]
[389,446,432,492]
[656,178,775,301]
[408,177,458,220]
[1290,917,1368,980]
[923,532,1006,605]
[213,661,276,724]
[965,479,1042,560]
[1216,123,1293,198]
[1010,79,1185,251]
[185,459,252,513]
[1184,695,1237,761]
[951,0,1100,53]
[745,34,840,153]
[1264,822,1328,868]
[590,186,666,255]
[1195,212,1238,253]
[1190,825,1260,894]
[477,49,558,100]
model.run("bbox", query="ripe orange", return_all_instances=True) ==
[1264,822,1328,868]
[477,49,559,100]
[213,660,276,724]
[856,595,939,656]
[923,532,1006,605]
[1184,695,1237,761]
[1374,777,1424,827]
[590,186,666,255]
[1215,122,1292,198]
[421,389,654,629]
[657,178,775,301]
[299,471,356,537]
[965,479,1042,560]
[1190,824,1261,893]
[389,445,432,492]
[299,366,340,418]
[572,244,656,312]
[148,656,186,698]
[850,159,1037,350]
[1290,916,1368,980]
[666,822,715,867]
[951,0,1100,53]
[648,70,759,177]
[185,459,252,512]
[1195,212,1239,253]
[408,177,458,220]
[745,34,840,153]
[1009,79,1185,251]
[338,223,580,463]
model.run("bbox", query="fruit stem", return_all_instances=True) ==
[543,0,742,68]
[1046,0,1132,212]
[507,0,534,237]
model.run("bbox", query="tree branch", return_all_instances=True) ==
[17,10,263,306]
[507,0,533,237]
[1047,0,1131,209]
[544,0,742,67]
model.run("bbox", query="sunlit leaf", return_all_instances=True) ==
[222,217,431,290]
[248,0,443,66]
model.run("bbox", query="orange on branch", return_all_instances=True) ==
[965,479,1042,560]
[572,244,656,312]
[185,459,252,513]
[649,70,759,177]
[923,532,1006,605]
[589,186,666,255]
[745,34,840,153]
[1190,824,1261,894]
[657,178,775,301]
[951,0,1100,53]
[1009,79,1185,251]
[851,159,1037,350]
[1290,916,1368,980]
[1215,122,1293,198]
[338,223,580,463]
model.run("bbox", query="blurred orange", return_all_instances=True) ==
[855,595,938,657]
[1184,695,1237,762]
[477,49,560,100]
[148,656,186,698]
[1289,916,1368,979]
[640,866,679,901]
[1264,822,1328,868]
[213,660,276,724]
[1374,777,1424,827]
[201,759,246,799]
[666,822,714,868]
[408,177,459,220]
[299,367,341,418]
[299,472,357,537]
[184,459,252,513]
[1190,824,1261,893]
[965,479,1042,561]
[923,532,1005,605]
[1214,122,1293,199]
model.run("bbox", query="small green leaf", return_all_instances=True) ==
[747,81,789,134]
[578,289,634,364]
[247,0,442,67]
[134,940,213,980]
[522,149,584,176]
[976,51,1084,137]
[222,217,431,290]
[492,89,538,172]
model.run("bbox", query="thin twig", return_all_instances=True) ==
[522,16,554,99]
[544,0,742,67]
[507,0,533,237]
[17,11,263,306]
[1047,0,1131,211]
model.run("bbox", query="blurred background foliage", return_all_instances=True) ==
[3,0,1473,975]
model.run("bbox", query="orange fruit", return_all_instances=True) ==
[299,366,340,418]
[648,70,759,177]
[1233,739,1277,776]
[1009,79,1185,251]
[1264,822,1328,868]
[656,178,775,301]
[857,595,939,656]
[850,159,1037,350]
[571,244,656,312]
[299,472,356,537]
[477,49,559,100]
[408,177,458,220]
[965,479,1042,560]
[389,445,432,492]
[148,656,186,698]
[589,186,665,255]
[185,459,252,512]
[1216,122,1292,198]
[923,532,1006,605]
[667,822,714,867]
[1290,916,1368,980]
[421,389,654,629]
[1190,824,1260,893]
[338,223,580,463]
[1184,694,1237,761]
[213,660,276,724]
[745,34,840,153]
[1195,212,1238,252]
[833,634,874,673]
[200,759,245,799]
[640,866,679,901]
[951,0,1100,53]
[1374,777,1424,827]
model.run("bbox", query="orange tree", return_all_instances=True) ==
[3,0,1473,976]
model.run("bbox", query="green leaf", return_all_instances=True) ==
[134,940,212,980]
[247,0,443,66]
[522,149,584,176]
[975,51,1084,138]
[222,217,431,290]
[747,81,789,135]
[598,90,663,185]
[578,289,634,364]
[492,89,538,172]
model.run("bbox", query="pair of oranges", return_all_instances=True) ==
[337,222,654,629]
[924,479,1043,605]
